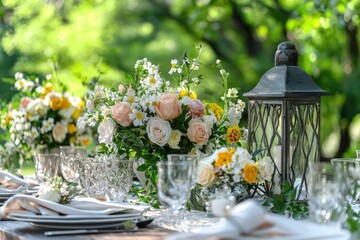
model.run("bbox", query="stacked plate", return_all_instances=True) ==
[8,210,145,229]
[3,195,150,230]
[0,188,38,206]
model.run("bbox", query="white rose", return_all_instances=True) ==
[258,156,275,181]
[26,99,48,116]
[97,118,116,145]
[146,116,172,147]
[197,161,216,188]
[168,130,182,149]
[38,186,61,203]
[227,107,242,126]
[52,122,68,143]
[202,115,217,132]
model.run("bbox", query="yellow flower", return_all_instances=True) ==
[78,136,91,146]
[226,124,241,144]
[214,148,235,167]
[67,123,77,134]
[179,89,197,99]
[189,91,197,99]
[44,83,54,94]
[60,97,72,109]
[1,113,12,128]
[243,163,258,183]
[179,89,188,98]
[72,100,85,120]
[208,103,224,122]
[49,96,63,111]
[69,136,76,144]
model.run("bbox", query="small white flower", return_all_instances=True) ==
[143,74,162,90]
[129,109,149,127]
[191,58,200,71]
[14,72,23,80]
[226,88,238,98]
[40,118,55,133]
[168,59,178,75]
[216,59,221,64]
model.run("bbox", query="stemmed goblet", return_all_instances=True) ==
[157,161,193,227]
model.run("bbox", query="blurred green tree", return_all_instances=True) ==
[0,0,359,159]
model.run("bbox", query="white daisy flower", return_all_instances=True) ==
[143,74,162,90]
[227,88,238,98]
[40,118,55,134]
[168,59,178,75]
[129,109,149,127]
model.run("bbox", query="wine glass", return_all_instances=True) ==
[157,161,193,227]
[307,162,345,227]
[167,154,198,189]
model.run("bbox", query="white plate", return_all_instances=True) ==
[9,211,143,220]
[8,214,141,224]
[33,221,125,230]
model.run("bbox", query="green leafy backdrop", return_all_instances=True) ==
[0,0,359,160]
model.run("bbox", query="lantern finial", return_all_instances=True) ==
[275,42,298,66]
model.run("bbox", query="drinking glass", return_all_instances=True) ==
[331,158,360,204]
[106,157,133,202]
[60,146,86,183]
[78,157,107,200]
[33,153,59,183]
[157,161,193,223]
[307,162,345,227]
[167,154,198,189]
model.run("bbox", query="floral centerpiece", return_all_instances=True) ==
[196,146,274,203]
[0,73,91,170]
[78,45,247,205]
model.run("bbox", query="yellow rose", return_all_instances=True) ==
[43,83,54,95]
[243,163,259,183]
[60,97,72,109]
[226,124,241,144]
[49,96,63,111]
[208,103,224,122]
[214,148,235,167]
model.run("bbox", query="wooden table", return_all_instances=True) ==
[0,221,173,240]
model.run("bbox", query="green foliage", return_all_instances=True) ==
[264,181,309,220]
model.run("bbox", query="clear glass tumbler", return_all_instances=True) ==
[78,157,107,200]
[105,157,133,202]
[60,146,86,183]
[33,153,59,183]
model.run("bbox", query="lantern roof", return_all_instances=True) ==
[244,42,329,98]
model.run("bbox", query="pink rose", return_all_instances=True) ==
[20,97,32,108]
[187,119,210,146]
[155,94,181,120]
[111,102,132,127]
[188,99,204,118]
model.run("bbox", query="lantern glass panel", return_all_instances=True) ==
[288,100,320,199]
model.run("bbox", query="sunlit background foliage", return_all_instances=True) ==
[0,0,359,161]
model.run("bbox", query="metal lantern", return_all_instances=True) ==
[243,42,329,199]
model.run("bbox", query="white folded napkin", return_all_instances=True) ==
[0,170,29,193]
[0,195,149,218]
[165,200,350,240]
